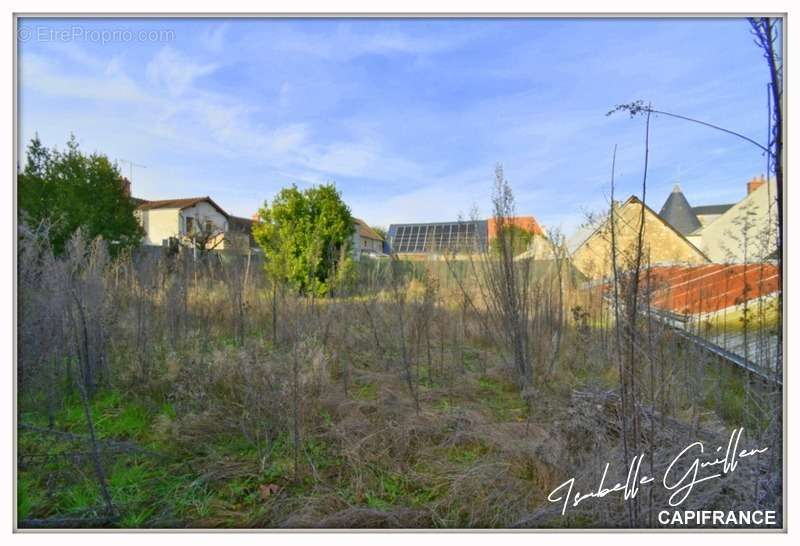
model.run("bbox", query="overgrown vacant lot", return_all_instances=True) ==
[17,231,776,529]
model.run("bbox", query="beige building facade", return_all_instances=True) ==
[571,196,709,279]
[690,179,778,263]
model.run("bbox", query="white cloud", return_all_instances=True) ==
[270,123,308,153]
[146,47,219,97]
[271,23,476,62]
[201,22,230,53]
[21,52,148,104]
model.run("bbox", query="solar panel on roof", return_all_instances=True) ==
[390,221,485,253]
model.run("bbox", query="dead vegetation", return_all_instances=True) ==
[16,201,780,529]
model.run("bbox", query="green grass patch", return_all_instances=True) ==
[363,471,435,510]
[700,364,750,427]
[353,381,378,401]
[443,441,490,465]
[17,389,187,527]
[461,348,483,372]
[477,376,527,422]
[17,474,45,521]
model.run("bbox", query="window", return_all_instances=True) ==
[185,217,194,234]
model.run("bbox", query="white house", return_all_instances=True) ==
[135,196,249,252]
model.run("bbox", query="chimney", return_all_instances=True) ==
[120,177,132,197]
[747,175,766,195]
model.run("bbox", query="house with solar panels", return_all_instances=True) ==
[386,216,544,258]
[657,176,777,263]
[386,220,488,257]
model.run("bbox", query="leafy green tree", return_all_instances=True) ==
[253,184,355,296]
[18,135,144,255]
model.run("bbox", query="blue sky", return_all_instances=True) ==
[18,17,773,234]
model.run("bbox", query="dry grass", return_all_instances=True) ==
[16,226,780,529]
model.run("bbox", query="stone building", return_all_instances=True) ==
[570,196,709,279]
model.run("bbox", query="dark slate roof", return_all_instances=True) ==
[692,203,735,216]
[658,185,702,235]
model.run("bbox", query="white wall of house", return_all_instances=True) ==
[179,202,228,236]
[137,201,230,247]
[696,181,778,263]
[696,213,724,227]
[138,208,181,245]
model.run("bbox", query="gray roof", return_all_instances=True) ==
[658,184,702,235]
[692,203,735,216]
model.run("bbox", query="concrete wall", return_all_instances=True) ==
[572,199,708,279]
[695,181,778,263]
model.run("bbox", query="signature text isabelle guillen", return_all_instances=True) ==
[547,427,769,516]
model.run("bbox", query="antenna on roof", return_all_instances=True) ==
[118,159,147,181]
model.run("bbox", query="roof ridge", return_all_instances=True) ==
[136,196,231,218]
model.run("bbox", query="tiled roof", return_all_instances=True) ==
[645,264,779,315]
[136,196,229,218]
[137,197,209,210]
[486,216,544,239]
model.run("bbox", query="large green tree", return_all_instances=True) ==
[253,184,355,296]
[18,135,143,255]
